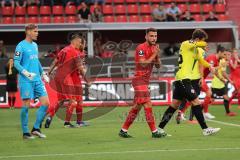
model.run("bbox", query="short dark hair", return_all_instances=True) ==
[25,24,38,31]
[192,29,208,40]
[217,45,226,53]
[146,28,157,34]
[70,33,84,42]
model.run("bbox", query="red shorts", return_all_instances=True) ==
[132,78,150,104]
[201,79,209,92]
[232,79,240,89]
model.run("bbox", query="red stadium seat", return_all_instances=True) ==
[129,15,140,22]
[178,4,188,13]
[66,16,77,23]
[192,14,203,21]
[53,16,65,23]
[218,14,228,21]
[215,4,225,13]
[127,4,138,14]
[52,5,64,15]
[103,5,113,15]
[116,15,127,22]
[163,0,173,3]
[1,7,14,16]
[140,4,151,14]
[142,15,152,22]
[202,4,213,13]
[139,0,150,3]
[65,5,77,15]
[15,16,26,24]
[40,16,51,23]
[2,17,13,24]
[189,4,201,13]
[28,16,39,23]
[152,0,161,3]
[175,0,189,3]
[113,0,124,3]
[40,6,51,15]
[104,16,115,22]
[125,0,138,3]
[15,6,26,16]
[115,5,126,15]
[27,6,39,16]
[105,0,113,3]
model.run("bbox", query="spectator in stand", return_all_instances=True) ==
[209,0,226,4]
[66,0,77,6]
[206,11,218,21]
[94,34,104,56]
[166,2,182,21]
[90,1,101,13]
[78,2,91,23]
[40,0,53,6]
[152,4,167,22]
[16,0,27,7]
[181,11,195,21]
[91,8,103,22]
[1,0,14,7]
[0,40,7,58]
[27,0,40,6]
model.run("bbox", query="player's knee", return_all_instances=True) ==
[22,99,31,107]
[223,95,229,100]
[191,98,201,106]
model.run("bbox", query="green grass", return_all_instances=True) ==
[0,105,240,160]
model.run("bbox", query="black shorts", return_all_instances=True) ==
[191,79,201,96]
[212,86,227,98]
[173,79,198,101]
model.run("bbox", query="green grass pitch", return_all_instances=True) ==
[0,105,240,160]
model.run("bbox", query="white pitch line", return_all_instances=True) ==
[207,119,240,127]
[0,148,240,159]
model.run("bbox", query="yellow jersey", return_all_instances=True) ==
[190,47,206,80]
[212,59,227,89]
[176,40,210,80]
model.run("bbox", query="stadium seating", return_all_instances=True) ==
[178,4,188,13]
[27,6,39,16]
[215,4,226,13]
[126,0,138,3]
[28,16,39,23]
[116,15,127,22]
[2,17,13,24]
[40,6,51,15]
[115,5,126,14]
[113,0,125,4]
[66,16,77,23]
[65,5,77,15]
[15,16,26,24]
[202,4,213,13]
[218,14,229,21]
[189,4,201,13]
[140,4,151,14]
[52,5,64,15]
[104,15,115,22]
[192,14,203,21]
[127,4,138,14]
[141,15,152,22]
[40,16,52,23]
[103,5,113,15]
[53,16,65,23]
[1,6,14,16]
[15,6,26,16]
[129,15,140,22]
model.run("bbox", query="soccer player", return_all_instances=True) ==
[119,28,162,138]
[211,54,237,116]
[158,29,221,136]
[229,48,240,108]
[201,45,227,119]
[44,33,90,128]
[14,24,50,139]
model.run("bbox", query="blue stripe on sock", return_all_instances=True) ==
[21,106,29,134]
[33,106,48,129]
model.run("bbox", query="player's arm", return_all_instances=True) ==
[154,54,161,69]
[75,56,91,86]
[48,58,58,75]
[138,45,160,67]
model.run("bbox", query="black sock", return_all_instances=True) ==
[158,106,177,129]
[12,97,16,107]
[8,97,12,107]
[189,108,194,121]
[224,99,230,113]
[191,105,208,129]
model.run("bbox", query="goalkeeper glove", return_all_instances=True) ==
[22,69,36,81]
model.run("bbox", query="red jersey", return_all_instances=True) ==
[134,42,156,82]
[229,56,240,80]
[203,54,219,78]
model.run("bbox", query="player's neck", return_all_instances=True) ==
[25,37,33,43]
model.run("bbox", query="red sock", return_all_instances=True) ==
[229,91,238,104]
[122,107,140,131]
[144,107,157,132]
[203,96,211,113]
[65,103,75,122]
[48,103,60,118]
[181,102,191,113]
[76,104,83,122]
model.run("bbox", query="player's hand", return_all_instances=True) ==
[22,69,36,81]
[153,44,161,56]
[86,81,92,88]
[42,72,50,83]
[209,66,216,74]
